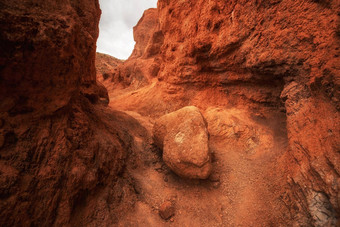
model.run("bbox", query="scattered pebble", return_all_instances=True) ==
[133,182,142,194]
[213,181,220,189]
[331,97,338,102]
[159,200,175,220]
[156,168,163,173]
[209,172,220,182]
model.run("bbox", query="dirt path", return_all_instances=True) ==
[111,106,292,226]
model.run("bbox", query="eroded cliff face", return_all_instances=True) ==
[101,0,339,226]
[104,9,163,96]
[95,52,122,98]
[156,1,340,225]
[0,0,101,100]
[0,1,135,226]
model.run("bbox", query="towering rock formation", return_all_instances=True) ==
[0,1,134,226]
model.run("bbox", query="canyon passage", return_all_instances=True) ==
[0,0,339,226]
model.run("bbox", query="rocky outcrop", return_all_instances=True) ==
[104,8,163,93]
[96,53,122,80]
[282,82,339,226]
[153,106,212,179]
[96,52,123,94]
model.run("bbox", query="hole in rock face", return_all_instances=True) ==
[97,0,157,60]
[102,73,110,80]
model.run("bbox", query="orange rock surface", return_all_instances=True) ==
[0,0,339,226]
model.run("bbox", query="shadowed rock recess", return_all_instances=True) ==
[1,0,339,226]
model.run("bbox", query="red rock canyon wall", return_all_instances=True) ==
[0,1,134,226]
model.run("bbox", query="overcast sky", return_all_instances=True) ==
[97,0,158,59]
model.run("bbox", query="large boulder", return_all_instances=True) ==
[153,106,212,179]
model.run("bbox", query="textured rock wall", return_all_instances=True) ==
[0,0,100,99]
[0,1,134,226]
[155,0,340,225]
[157,0,339,102]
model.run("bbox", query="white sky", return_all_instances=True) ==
[97,0,158,59]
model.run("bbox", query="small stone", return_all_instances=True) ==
[213,181,220,188]
[159,201,175,220]
[209,172,220,182]
[98,97,109,106]
[163,176,168,182]
[170,218,174,222]
[133,182,142,195]
[331,97,338,102]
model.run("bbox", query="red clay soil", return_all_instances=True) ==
[1,0,339,226]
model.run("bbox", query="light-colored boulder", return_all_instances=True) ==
[153,106,212,179]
